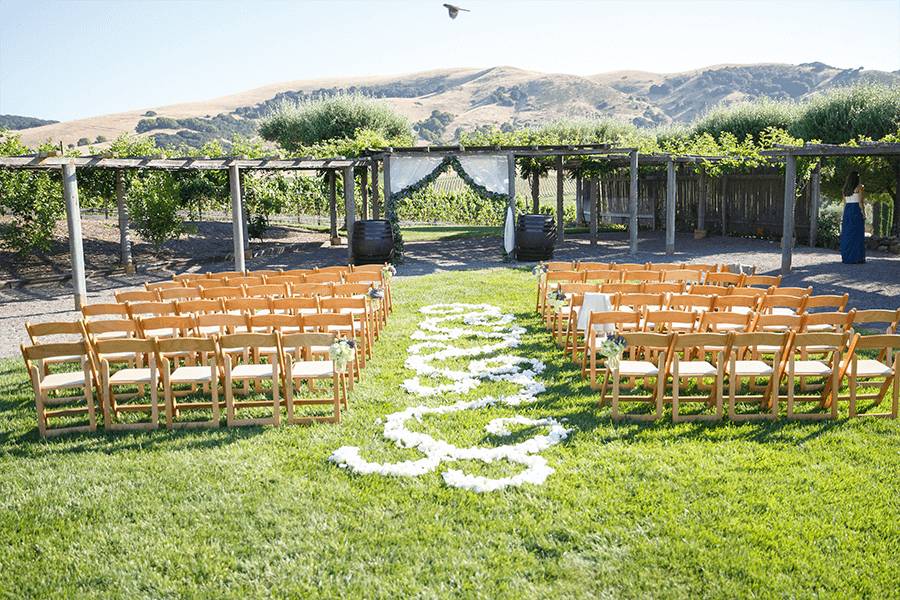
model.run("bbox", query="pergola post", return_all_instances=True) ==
[809,165,820,247]
[371,160,381,220]
[665,159,676,255]
[360,168,369,221]
[893,159,900,237]
[507,152,517,251]
[720,176,728,236]
[574,173,584,225]
[530,170,540,213]
[556,156,565,243]
[228,165,246,273]
[629,150,639,255]
[115,169,134,274]
[382,155,391,225]
[781,153,797,275]
[239,170,249,251]
[696,172,707,238]
[343,166,356,261]
[589,178,598,246]
[328,171,339,246]
[62,163,87,310]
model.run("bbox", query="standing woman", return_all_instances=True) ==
[840,171,866,264]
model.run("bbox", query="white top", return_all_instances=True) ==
[844,193,860,204]
[577,292,614,333]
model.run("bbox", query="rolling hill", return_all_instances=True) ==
[12,62,900,150]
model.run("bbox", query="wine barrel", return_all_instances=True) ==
[351,219,395,265]
[515,214,556,261]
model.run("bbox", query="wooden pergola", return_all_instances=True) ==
[0,154,371,309]
[762,142,900,274]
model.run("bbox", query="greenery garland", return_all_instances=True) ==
[385,155,510,258]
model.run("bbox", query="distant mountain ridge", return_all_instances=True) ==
[0,114,58,131]
[13,62,900,149]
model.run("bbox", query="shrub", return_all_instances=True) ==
[790,83,900,143]
[258,94,412,153]
[815,200,842,249]
[77,137,90,146]
[127,173,185,248]
[693,98,799,141]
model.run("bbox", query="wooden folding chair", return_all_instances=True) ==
[758,294,807,317]
[642,310,698,334]
[705,272,743,287]
[21,341,96,437]
[157,286,201,301]
[201,286,245,300]
[643,282,684,294]
[176,298,224,315]
[849,309,900,335]
[244,283,289,299]
[743,274,782,288]
[666,293,717,314]
[611,263,645,272]
[195,312,249,337]
[319,296,374,360]
[554,283,598,342]
[115,289,159,303]
[667,332,729,422]
[292,283,334,298]
[601,282,642,294]
[726,331,790,421]
[344,271,392,315]
[208,270,245,279]
[316,265,351,275]
[689,284,730,296]
[305,272,343,284]
[698,311,753,334]
[538,270,584,315]
[301,313,361,384]
[138,315,195,340]
[173,272,208,284]
[581,310,642,388]
[280,332,349,425]
[266,274,305,288]
[783,332,847,420]
[145,280,185,291]
[95,338,159,431]
[804,294,849,313]
[226,276,266,287]
[662,269,703,284]
[575,261,608,271]
[582,270,622,284]
[645,262,680,272]
[770,286,812,298]
[605,332,671,422]
[224,297,271,316]
[246,269,282,278]
[156,336,221,429]
[218,332,282,427]
[680,263,719,273]
[126,301,176,320]
[270,296,320,317]
[714,294,761,316]
[624,270,662,283]
[729,286,768,300]
[81,302,129,323]
[25,321,88,373]
[842,334,899,418]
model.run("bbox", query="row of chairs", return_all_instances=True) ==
[540,261,742,275]
[597,330,899,422]
[22,331,353,437]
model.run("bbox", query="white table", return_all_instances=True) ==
[577,292,614,334]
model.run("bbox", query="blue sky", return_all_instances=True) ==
[1,0,898,121]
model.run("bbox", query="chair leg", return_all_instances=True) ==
[611,370,621,421]
[671,363,681,423]
[332,371,342,423]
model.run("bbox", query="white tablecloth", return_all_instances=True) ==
[577,292,614,333]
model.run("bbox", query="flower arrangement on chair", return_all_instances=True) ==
[597,335,628,371]
[531,262,548,278]
[546,289,567,312]
[367,286,385,307]
[382,264,397,280]
[329,339,357,372]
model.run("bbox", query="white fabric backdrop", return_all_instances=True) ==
[389,156,445,195]
[457,154,509,195]
[504,206,515,254]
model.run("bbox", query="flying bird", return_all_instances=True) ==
[443,3,470,19]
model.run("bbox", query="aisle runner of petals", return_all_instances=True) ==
[330,303,572,492]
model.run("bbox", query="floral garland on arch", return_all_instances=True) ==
[384,156,510,258]
[329,303,572,493]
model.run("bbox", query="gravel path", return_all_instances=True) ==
[2,231,898,358]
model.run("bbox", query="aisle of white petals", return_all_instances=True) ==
[329,303,571,492]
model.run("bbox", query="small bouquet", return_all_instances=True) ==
[329,339,357,372]
[368,286,385,307]
[531,262,548,278]
[546,289,567,313]
[382,264,397,280]
[597,334,627,371]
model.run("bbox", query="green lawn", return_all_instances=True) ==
[0,268,898,598]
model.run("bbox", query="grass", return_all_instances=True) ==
[0,268,898,598]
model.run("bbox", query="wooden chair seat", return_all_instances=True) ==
[42,371,89,389]
[169,366,215,384]
[675,361,717,377]
[108,368,154,385]
[731,360,774,377]
[853,359,893,377]
[230,364,276,380]
[791,360,832,377]
[618,360,659,377]
[291,361,334,378]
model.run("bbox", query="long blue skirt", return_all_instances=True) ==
[840,203,866,264]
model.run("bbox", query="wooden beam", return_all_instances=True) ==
[360,167,368,221]
[370,160,381,220]
[62,163,87,310]
[556,156,565,243]
[328,171,339,246]
[343,166,356,261]
[781,154,797,275]
[589,178,599,246]
[0,156,372,171]
[665,159,676,255]
[507,153,517,252]
[629,150,639,254]
[114,169,134,273]
[809,165,820,247]
[696,172,706,235]
[574,173,584,225]
[228,165,246,273]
